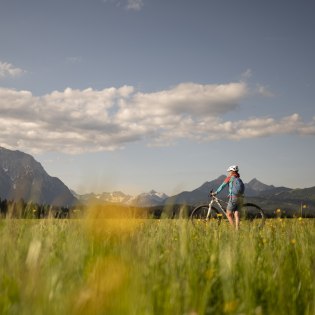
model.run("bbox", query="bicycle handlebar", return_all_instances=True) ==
[209,190,216,197]
[209,190,221,203]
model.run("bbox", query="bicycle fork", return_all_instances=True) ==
[206,200,214,220]
[206,197,227,220]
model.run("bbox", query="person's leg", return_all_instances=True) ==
[234,211,240,230]
[227,198,237,227]
[226,210,235,227]
[234,197,243,230]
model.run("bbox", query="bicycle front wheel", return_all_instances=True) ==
[190,204,221,226]
[241,203,265,227]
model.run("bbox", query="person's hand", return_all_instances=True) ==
[211,192,217,197]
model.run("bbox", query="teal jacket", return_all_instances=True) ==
[215,173,243,197]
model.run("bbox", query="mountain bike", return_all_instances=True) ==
[190,191,265,228]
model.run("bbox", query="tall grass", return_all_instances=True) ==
[0,210,314,315]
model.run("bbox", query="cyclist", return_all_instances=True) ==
[212,165,245,229]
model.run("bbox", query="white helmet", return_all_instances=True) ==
[227,165,239,172]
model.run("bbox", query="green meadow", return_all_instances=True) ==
[0,207,314,315]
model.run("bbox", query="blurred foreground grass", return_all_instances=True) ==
[0,206,314,315]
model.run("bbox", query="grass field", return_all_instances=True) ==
[0,206,314,315]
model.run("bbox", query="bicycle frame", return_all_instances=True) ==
[206,195,227,220]
[190,191,265,227]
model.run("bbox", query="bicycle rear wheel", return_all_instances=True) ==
[190,204,221,226]
[241,203,265,227]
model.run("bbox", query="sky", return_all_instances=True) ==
[0,0,315,196]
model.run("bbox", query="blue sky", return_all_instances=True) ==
[0,0,314,195]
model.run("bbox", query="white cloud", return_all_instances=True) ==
[241,69,252,79]
[256,84,274,97]
[103,0,144,11]
[0,61,25,79]
[66,56,82,64]
[0,83,314,154]
[119,82,248,119]
[126,0,144,10]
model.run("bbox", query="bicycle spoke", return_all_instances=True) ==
[190,205,221,227]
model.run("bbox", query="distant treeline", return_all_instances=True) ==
[0,198,85,219]
[0,198,314,219]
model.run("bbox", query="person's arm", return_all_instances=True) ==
[215,177,230,195]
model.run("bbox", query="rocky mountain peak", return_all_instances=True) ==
[247,178,274,192]
[0,147,77,206]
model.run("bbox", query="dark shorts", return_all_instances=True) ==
[227,197,243,212]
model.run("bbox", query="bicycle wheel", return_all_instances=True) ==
[190,204,221,226]
[241,203,265,227]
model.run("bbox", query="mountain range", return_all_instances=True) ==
[163,176,315,212]
[0,146,314,215]
[0,147,77,206]
[75,175,315,216]
[73,189,169,207]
